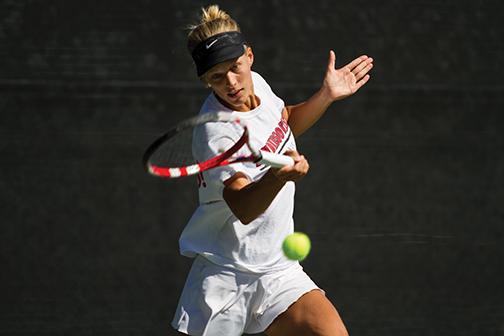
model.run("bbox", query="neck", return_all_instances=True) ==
[243,94,260,111]
[216,92,260,112]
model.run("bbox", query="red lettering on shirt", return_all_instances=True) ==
[260,118,289,155]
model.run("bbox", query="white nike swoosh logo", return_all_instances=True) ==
[206,38,220,49]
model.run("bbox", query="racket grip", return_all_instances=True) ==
[258,150,295,168]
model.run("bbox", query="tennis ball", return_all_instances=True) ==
[282,232,311,261]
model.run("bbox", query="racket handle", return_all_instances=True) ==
[258,150,295,168]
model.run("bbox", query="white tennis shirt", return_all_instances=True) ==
[179,72,298,273]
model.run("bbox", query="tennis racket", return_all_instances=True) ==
[143,112,294,179]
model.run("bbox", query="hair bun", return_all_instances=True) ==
[200,5,230,24]
[187,5,241,54]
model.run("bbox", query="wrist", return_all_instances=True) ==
[317,85,336,107]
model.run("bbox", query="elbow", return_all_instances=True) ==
[229,207,256,225]
[223,199,257,225]
[238,215,254,225]
[223,186,257,225]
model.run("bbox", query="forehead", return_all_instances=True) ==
[205,52,246,76]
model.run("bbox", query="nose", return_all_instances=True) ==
[225,71,237,88]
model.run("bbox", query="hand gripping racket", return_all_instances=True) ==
[143,112,294,178]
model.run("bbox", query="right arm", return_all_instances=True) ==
[223,151,309,224]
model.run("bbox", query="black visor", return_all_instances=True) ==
[190,31,247,77]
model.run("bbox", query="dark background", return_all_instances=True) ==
[1,0,503,335]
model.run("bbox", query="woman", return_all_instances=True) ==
[172,5,373,336]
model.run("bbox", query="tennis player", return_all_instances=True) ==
[172,5,373,336]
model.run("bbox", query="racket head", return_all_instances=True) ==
[143,112,255,178]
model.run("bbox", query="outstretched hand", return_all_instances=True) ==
[322,50,373,101]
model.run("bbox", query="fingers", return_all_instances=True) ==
[354,74,370,91]
[352,57,373,81]
[327,50,336,71]
[283,150,301,161]
[273,150,309,182]
[346,55,370,71]
[342,55,372,77]
[327,50,374,75]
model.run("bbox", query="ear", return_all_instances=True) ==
[199,76,211,88]
[245,46,254,67]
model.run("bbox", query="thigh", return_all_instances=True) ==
[265,289,349,336]
[172,256,253,336]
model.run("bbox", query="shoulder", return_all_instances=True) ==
[252,71,284,110]
[252,71,280,98]
[200,92,227,115]
[193,113,241,152]
[194,95,238,148]
[252,71,271,91]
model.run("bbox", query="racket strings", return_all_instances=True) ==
[149,126,196,169]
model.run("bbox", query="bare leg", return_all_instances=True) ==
[265,289,349,336]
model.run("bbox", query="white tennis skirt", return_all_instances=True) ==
[171,255,322,336]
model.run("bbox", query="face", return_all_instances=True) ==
[203,47,256,112]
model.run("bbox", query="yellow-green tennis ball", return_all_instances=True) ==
[282,232,311,261]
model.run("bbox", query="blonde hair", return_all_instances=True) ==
[187,5,241,52]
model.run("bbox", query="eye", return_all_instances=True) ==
[231,64,239,72]
[210,73,223,81]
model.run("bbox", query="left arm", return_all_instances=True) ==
[285,50,373,137]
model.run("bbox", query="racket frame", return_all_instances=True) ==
[143,112,294,179]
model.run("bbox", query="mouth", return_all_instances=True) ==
[227,88,243,99]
